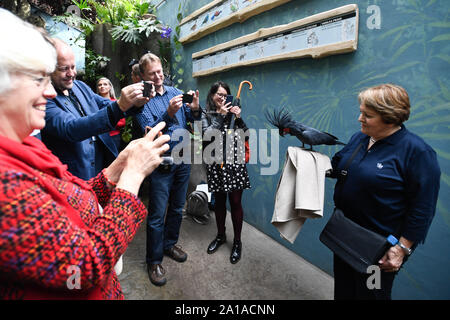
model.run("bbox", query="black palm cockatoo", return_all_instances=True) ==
[265,108,345,150]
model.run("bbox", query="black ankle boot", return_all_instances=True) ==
[230,240,242,264]
[207,234,226,254]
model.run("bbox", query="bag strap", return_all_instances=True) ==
[335,142,363,206]
[339,142,363,179]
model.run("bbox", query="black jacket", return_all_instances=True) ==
[201,111,249,164]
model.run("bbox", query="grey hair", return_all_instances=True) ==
[0,9,56,95]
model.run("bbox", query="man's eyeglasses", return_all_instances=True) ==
[56,65,76,73]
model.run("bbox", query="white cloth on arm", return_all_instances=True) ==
[271,147,331,243]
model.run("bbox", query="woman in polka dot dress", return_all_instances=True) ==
[201,81,251,264]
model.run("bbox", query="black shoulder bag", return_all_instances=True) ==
[320,143,397,274]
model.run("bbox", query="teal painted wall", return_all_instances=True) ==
[157,0,450,299]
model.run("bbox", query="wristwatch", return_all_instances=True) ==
[396,241,412,256]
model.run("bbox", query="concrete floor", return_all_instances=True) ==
[117,161,333,300]
[118,209,333,300]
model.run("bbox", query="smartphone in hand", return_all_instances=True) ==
[225,95,233,105]
[182,93,193,103]
[142,81,153,98]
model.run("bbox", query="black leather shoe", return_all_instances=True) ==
[207,234,226,254]
[148,264,166,286]
[230,240,242,264]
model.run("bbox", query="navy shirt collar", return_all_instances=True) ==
[359,124,407,145]
[384,124,407,145]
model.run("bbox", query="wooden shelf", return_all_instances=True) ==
[192,4,359,77]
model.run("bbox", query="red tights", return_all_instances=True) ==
[213,190,244,242]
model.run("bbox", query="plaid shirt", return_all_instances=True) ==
[134,85,201,152]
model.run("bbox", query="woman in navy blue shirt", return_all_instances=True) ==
[330,84,440,300]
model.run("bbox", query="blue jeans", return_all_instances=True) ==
[146,163,190,265]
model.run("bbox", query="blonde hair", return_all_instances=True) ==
[358,84,410,125]
[96,77,116,99]
[0,9,56,94]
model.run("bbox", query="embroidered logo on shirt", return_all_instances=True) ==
[377,162,383,169]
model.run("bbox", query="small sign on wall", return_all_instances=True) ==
[192,4,359,78]
[179,0,292,44]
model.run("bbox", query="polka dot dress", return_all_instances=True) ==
[207,125,251,193]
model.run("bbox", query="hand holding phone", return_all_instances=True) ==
[142,81,153,98]
[145,126,172,165]
[225,95,233,106]
[182,93,194,104]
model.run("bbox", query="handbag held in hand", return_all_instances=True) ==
[319,208,397,274]
[321,142,397,273]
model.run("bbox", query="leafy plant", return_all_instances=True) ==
[110,16,162,44]
[88,0,150,25]
[82,48,111,87]
[53,1,94,38]
[88,0,161,44]
[170,3,185,88]
[121,116,134,144]
[56,0,161,44]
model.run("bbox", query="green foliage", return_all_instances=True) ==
[110,16,162,44]
[89,0,120,25]
[53,11,94,38]
[170,3,185,88]
[87,0,155,25]
[56,0,161,44]
[83,48,111,86]
[121,116,134,143]
[132,0,151,18]
[115,71,126,82]
[72,0,91,11]
[88,0,160,44]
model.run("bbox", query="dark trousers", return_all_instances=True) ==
[213,190,244,242]
[333,255,397,300]
[146,163,190,265]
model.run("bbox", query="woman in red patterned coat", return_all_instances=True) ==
[0,9,169,299]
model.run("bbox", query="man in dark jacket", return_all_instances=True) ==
[42,38,147,180]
